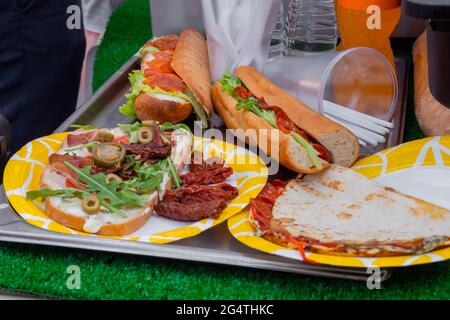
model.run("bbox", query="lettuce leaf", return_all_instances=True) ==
[219,72,278,128]
[236,97,277,128]
[219,71,242,97]
[291,132,323,170]
[139,45,160,60]
[119,70,146,119]
[185,89,209,129]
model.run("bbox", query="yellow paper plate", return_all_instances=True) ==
[4,133,268,244]
[228,136,450,268]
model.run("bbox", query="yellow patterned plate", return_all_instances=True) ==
[4,133,268,244]
[228,136,450,268]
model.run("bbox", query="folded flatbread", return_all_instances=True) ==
[251,165,450,257]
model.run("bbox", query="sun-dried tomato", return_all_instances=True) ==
[249,179,288,232]
[155,183,239,221]
[181,166,233,186]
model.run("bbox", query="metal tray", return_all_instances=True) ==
[0,56,409,282]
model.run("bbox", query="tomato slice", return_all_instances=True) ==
[114,135,129,144]
[65,179,79,189]
[312,143,330,163]
[285,235,317,264]
[234,86,252,100]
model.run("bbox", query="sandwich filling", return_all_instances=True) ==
[219,72,330,170]
[28,123,187,220]
[27,123,239,233]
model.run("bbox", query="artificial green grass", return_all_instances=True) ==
[0,242,449,299]
[0,0,448,299]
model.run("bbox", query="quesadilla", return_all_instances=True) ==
[250,165,450,257]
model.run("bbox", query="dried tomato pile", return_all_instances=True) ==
[155,153,239,221]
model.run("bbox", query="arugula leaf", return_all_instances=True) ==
[117,191,149,207]
[159,122,192,135]
[118,122,141,132]
[237,97,277,128]
[219,71,242,97]
[167,157,182,188]
[291,132,323,170]
[70,124,97,130]
[65,162,125,207]
[63,162,148,217]
[26,188,86,201]
[121,160,167,193]
[98,200,127,218]
[65,141,100,152]
[118,121,142,143]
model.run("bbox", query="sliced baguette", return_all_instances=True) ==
[235,66,360,168]
[212,83,329,174]
[40,128,192,236]
[171,28,213,117]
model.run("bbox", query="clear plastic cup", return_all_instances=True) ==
[264,47,398,120]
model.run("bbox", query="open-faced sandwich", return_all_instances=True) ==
[212,66,360,174]
[249,165,450,258]
[119,28,213,128]
[27,122,238,236]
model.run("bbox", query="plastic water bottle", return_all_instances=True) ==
[282,0,337,55]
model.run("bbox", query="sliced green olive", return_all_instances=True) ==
[92,142,126,168]
[82,194,100,214]
[105,173,122,184]
[98,130,115,142]
[141,120,158,128]
[137,127,154,143]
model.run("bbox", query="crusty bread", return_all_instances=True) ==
[235,66,360,167]
[171,28,213,117]
[40,167,159,236]
[39,129,192,236]
[212,83,329,174]
[135,93,192,123]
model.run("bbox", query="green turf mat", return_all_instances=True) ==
[0,0,448,299]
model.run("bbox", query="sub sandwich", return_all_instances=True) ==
[212,66,360,174]
[120,28,213,128]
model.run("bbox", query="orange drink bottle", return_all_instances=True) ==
[335,0,401,68]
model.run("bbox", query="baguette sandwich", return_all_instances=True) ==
[120,29,213,128]
[212,66,360,173]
